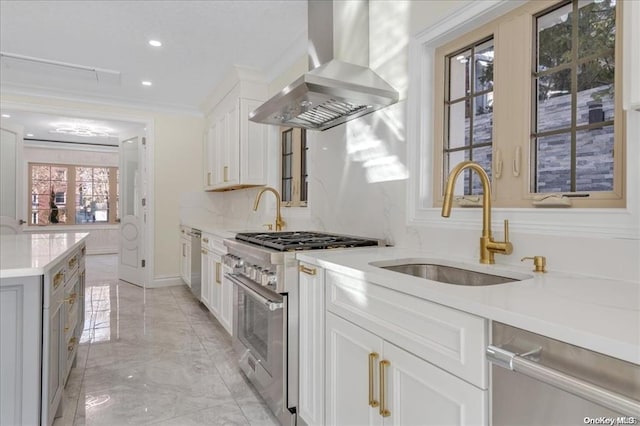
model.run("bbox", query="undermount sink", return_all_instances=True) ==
[373,261,522,286]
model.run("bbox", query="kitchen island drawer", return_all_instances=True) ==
[325,270,488,389]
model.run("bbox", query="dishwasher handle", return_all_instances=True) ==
[487,345,640,416]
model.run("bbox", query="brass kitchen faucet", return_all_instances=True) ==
[441,161,513,264]
[253,187,285,231]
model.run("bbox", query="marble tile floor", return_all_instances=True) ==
[53,254,279,426]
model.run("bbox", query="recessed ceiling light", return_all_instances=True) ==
[1,114,10,118]
[26,133,34,137]
[148,40,162,47]
[142,81,153,86]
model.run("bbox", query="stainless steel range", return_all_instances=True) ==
[223,231,381,426]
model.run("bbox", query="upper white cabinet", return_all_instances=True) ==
[203,67,268,191]
[623,0,640,111]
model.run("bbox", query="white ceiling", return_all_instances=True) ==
[0,0,308,144]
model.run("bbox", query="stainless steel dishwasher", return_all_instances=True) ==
[488,322,640,425]
[188,228,202,300]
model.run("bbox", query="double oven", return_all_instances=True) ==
[223,232,380,426]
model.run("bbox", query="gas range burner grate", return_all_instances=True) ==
[235,231,380,252]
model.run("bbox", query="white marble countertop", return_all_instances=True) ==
[297,247,640,365]
[180,222,272,240]
[0,233,89,279]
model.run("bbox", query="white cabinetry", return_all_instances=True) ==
[326,313,487,426]
[220,263,233,333]
[298,261,488,426]
[203,67,268,191]
[298,261,326,426]
[180,226,191,287]
[1,241,86,426]
[200,231,232,335]
[623,0,640,110]
[42,259,66,426]
[0,276,41,426]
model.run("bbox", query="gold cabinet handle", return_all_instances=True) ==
[53,272,64,290]
[379,360,390,417]
[369,352,379,407]
[223,166,229,182]
[299,265,317,276]
[216,262,221,284]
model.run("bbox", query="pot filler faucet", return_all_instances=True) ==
[253,187,286,231]
[441,161,513,264]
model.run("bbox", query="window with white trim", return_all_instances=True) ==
[29,162,119,225]
[433,0,624,208]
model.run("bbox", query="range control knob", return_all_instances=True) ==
[260,270,270,286]
[266,272,277,288]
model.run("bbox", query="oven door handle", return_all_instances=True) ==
[226,273,284,311]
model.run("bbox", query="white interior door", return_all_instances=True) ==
[118,135,146,286]
[0,123,25,234]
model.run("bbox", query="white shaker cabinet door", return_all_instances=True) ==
[0,276,42,426]
[219,264,233,335]
[326,312,383,426]
[382,341,488,426]
[209,252,221,317]
[201,249,212,309]
[298,262,325,426]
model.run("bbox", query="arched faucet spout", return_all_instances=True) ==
[253,187,285,231]
[441,161,512,264]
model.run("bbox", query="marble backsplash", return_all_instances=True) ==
[180,103,639,283]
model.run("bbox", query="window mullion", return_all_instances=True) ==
[570,0,579,192]
[67,166,77,225]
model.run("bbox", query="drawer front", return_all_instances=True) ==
[325,271,488,389]
[66,251,79,278]
[202,233,226,254]
[45,261,66,309]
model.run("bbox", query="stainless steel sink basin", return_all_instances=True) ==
[377,263,519,286]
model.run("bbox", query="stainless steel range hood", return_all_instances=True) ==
[249,0,399,131]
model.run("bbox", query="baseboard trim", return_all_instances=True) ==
[149,275,185,289]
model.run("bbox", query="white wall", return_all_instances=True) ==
[209,0,639,283]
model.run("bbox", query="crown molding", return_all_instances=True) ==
[0,83,203,117]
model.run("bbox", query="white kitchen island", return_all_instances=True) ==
[1,232,88,426]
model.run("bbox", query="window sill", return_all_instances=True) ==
[408,207,639,240]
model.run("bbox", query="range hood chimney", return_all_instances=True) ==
[249,0,399,131]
